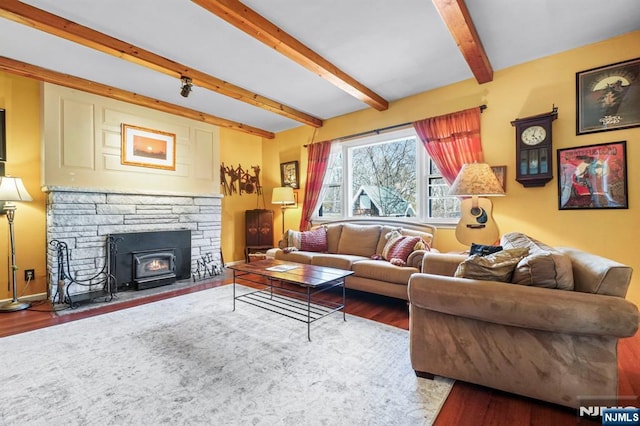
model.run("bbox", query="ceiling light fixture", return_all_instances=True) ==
[180,76,193,98]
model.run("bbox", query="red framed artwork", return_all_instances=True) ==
[557,141,627,210]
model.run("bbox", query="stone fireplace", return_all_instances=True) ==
[44,186,222,300]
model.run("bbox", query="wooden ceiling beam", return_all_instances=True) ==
[0,57,274,139]
[0,0,321,128]
[192,0,389,111]
[431,0,493,84]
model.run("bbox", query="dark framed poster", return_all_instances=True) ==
[557,141,627,210]
[280,160,299,189]
[0,108,6,162]
[576,57,640,134]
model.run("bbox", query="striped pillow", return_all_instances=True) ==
[386,236,421,263]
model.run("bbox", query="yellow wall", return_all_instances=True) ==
[219,128,265,262]
[263,30,640,305]
[0,73,46,299]
[2,31,639,306]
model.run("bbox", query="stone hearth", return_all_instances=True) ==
[44,186,222,299]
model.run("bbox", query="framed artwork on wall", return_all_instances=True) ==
[0,108,6,162]
[576,57,640,135]
[121,123,176,170]
[280,160,299,189]
[557,141,627,210]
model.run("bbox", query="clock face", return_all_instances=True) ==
[521,125,547,145]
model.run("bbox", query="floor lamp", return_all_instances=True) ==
[0,176,33,312]
[271,187,295,235]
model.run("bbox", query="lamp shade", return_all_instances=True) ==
[448,163,505,197]
[0,176,33,202]
[271,186,295,205]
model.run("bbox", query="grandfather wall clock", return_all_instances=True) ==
[511,106,558,187]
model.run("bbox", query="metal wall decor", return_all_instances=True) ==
[220,163,262,196]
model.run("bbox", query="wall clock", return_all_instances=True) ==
[510,107,558,187]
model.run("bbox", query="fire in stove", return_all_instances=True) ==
[145,259,169,272]
[132,249,177,290]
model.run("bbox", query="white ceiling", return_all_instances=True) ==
[1,0,639,134]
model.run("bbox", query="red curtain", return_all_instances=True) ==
[299,140,332,231]
[413,107,484,185]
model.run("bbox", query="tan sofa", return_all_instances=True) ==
[268,219,437,300]
[408,233,639,408]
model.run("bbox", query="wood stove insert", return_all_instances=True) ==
[109,230,191,291]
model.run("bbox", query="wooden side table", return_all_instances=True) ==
[245,209,274,262]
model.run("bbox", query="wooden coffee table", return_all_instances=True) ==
[229,259,353,341]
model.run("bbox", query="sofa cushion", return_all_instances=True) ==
[337,224,381,257]
[324,224,343,253]
[274,250,314,264]
[501,232,574,290]
[454,247,530,282]
[310,254,369,270]
[351,260,418,285]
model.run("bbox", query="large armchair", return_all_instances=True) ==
[408,245,639,408]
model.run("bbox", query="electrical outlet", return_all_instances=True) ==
[24,269,35,281]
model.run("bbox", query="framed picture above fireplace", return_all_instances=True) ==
[121,123,176,170]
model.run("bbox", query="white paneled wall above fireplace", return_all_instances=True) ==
[42,83,220,195]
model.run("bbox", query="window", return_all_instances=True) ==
[315,128,460,222]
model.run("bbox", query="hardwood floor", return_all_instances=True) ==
[1,277,638,425]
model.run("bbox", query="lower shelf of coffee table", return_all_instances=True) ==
[235,287,343,324]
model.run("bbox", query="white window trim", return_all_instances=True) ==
[311,127,459,226]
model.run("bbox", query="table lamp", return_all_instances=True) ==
[271,187,295,235]
[0,176,33,312]
[448,163,504,246]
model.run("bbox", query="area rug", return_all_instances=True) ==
[0,284,453,425]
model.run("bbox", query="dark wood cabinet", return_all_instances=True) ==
[245,209,274,261]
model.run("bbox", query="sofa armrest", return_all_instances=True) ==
[408,274,639,338]
[407,250,428,269]
[420,252,467,276]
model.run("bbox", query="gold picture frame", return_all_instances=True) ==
[121,123,176,170]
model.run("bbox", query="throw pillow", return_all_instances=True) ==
[385,236,422,263]
[469,243,503,256]
[454,247,530,283]
[413,238,431,251]
[300,226,328,252]
[381,229,404,260]
[500,232,574,290]
[285,229,302,249]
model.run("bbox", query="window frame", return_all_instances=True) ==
[312,127,459,226]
